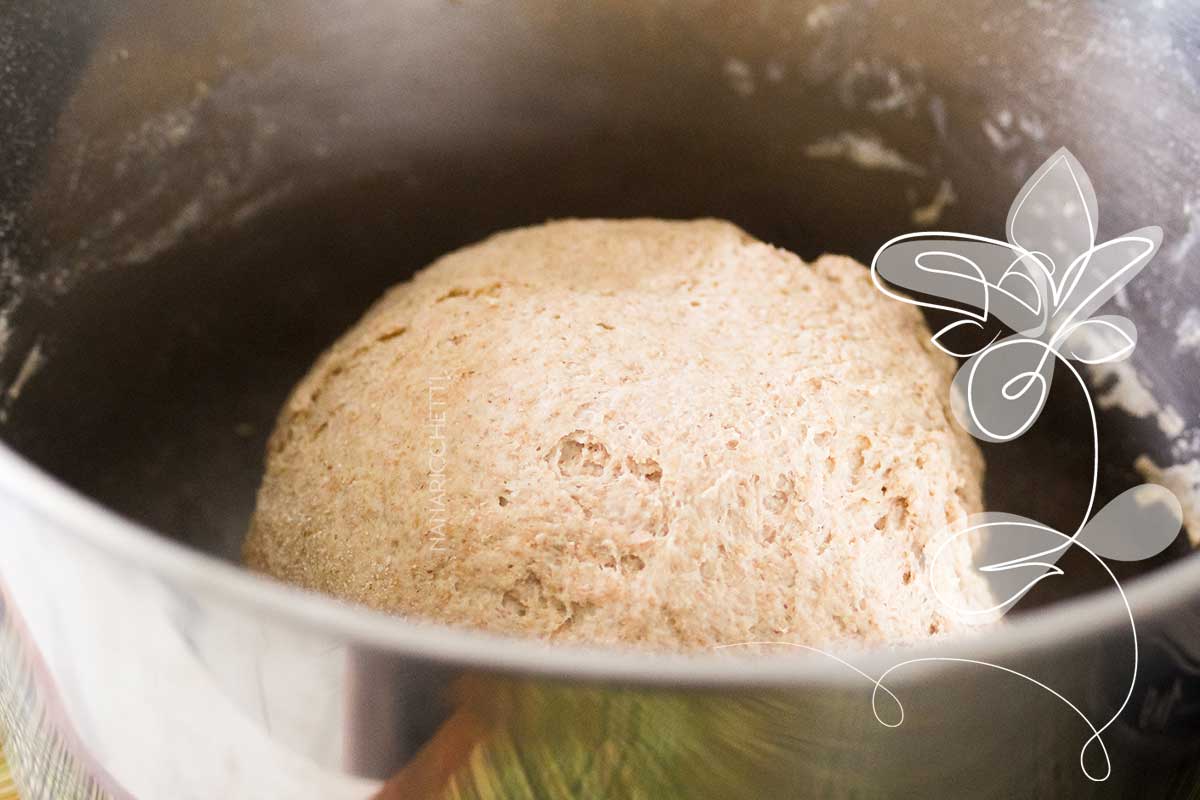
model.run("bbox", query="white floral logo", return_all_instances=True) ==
[869,147,1184,780]
[723,149,1184,783]
[873,148,1180,615]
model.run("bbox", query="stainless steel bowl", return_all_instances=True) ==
[2,1,1200,797]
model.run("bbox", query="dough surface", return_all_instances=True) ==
[244,219,989,650]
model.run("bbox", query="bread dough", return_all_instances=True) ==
[244,219,989,651]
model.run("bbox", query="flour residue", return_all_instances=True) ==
[0,230,23,362]
[805,3,849,30]
[981,109,1046,152]
[1173,428,1200,462]
[722,58,755,97]
[1169,199,1200,267]
[836,60,925,116]
[7,340,43,402]
[121,198,205,266]
[1158,406,1187,439]
[0,339,44,422]
[1136,455,1200,546]
[1086,348,1198,546]
[982,116,1021,152]
[1176,308,1200,353]
[41,58,307,294]
[0,315,11,362]
[1087,359,1158,417]
[1017,114,1046,141]
[804,132,926,176]
[911,179,956,227]
[1086,359,1185,439]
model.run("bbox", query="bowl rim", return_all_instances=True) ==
[1,437,1192,690]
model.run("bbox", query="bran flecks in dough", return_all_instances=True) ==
[244,219,990,651]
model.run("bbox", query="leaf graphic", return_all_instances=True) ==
[929,318,999,358]
[930,486,1183,624]
[1006,147,1098,292]
[950,334,1055,442]
[928,513,1067,619]
[995,259,1048,321]
[872,233,1050,340]
[1077,484,1182,562]
[1051,226,1161,333]
[1059,315,1137,364]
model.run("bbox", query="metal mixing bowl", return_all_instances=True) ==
[2,1,1199,797]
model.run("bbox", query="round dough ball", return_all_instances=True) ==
[244,219,989,651]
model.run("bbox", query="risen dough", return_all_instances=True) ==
[244,219,988,650]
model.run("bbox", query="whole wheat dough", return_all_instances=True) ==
[244,219,989,651]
